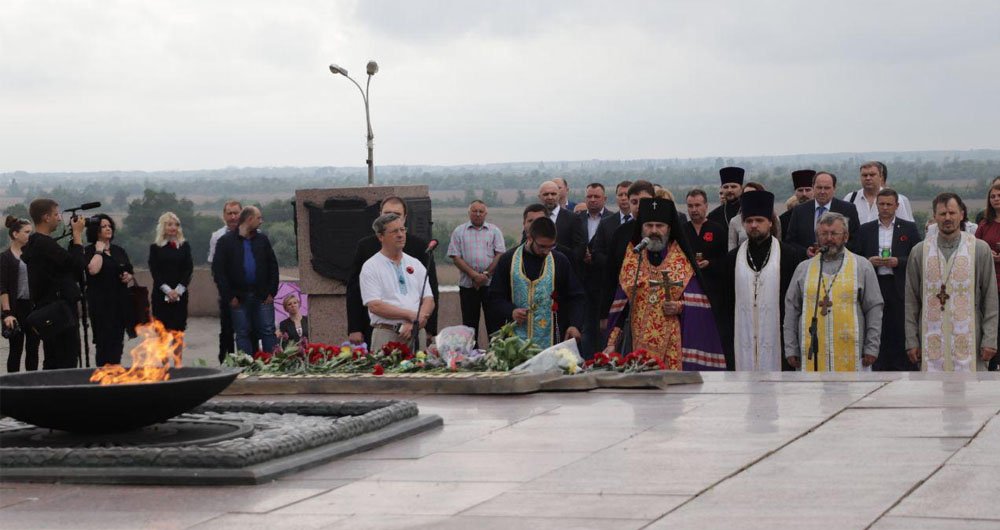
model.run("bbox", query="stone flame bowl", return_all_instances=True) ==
[0,367,241,433]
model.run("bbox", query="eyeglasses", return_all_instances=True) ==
[817,231,846,238]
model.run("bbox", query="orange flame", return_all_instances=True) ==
[89,319,184,385]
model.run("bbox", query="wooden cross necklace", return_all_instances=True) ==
[818,268,841,317]
[936,243,959,310]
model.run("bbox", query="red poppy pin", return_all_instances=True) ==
[405,266,414,274]
[703,232,714,242]
[551,292,559,312]
[899,235,908,242]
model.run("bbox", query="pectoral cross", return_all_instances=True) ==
[936,284,950,309]
[818,295,833,316]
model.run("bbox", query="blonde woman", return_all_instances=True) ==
[148,212,193,332]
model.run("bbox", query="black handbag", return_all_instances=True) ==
[24,299,75,341]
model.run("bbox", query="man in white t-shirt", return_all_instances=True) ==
[359,213,436,353]
[208,200,242,362]
[845,161,914,225]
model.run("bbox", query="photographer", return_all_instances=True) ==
[1,216,40,372]
[20,198,87,369]
[85,214,134,366]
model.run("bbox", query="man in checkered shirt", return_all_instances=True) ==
[447,200,506,346]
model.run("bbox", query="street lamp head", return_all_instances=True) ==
[366,61,379,76]
[329,64,348,76]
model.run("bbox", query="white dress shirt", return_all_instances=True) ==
[877,217,895,275]
[359,252,429,326]
[845,188,914,225]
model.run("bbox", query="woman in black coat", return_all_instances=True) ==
[277,293,308,348]
[148,212,193,332]
[1,216,40,372]
[85,214,135,366]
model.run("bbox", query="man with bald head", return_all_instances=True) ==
[538,180,586,274]
[553,177,576,211]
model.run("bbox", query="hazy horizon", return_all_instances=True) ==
[4,1,999,172]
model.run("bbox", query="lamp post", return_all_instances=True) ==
[329,60,379,186]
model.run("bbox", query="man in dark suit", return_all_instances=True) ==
[855,188,921,371]
[538,180,586,273]
[778,169,815,240]
[591,180,633,277]
[783,171,861,257]
[553,177,577,212]
[346,197,439,348]
[577,182,616,357]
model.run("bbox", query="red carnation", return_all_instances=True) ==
[373,364,385,376]
[703,232,714,242]
[252,351,272,363]
[406,266,414,274]
[899,235,908,242]
[309,352,324,364]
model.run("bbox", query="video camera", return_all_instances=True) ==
[64,202,103,230]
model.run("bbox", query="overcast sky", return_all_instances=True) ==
[2,0,999,172]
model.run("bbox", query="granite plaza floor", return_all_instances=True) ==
[2,371,1000,529]
[2,320,1000,528]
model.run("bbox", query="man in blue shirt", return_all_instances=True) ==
[212,206,280,355]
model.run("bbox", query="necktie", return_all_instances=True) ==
[623,214,632,223]
[815,205,826,222]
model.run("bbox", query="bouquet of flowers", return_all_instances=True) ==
[582,349,667,373]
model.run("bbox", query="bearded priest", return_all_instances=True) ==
[603,197,727,371]
[904,193,998,372]
[723,191,805,371]
[784,211,883,371]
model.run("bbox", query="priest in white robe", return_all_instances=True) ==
[724,191,805,371]
[905,193,999,371]
[784,212,883,371]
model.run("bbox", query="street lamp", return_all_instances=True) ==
[329,60,379,186]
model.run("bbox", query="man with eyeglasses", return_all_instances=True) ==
[359,213,436,353]
[784,212,883,372]
[346,197,439,349]
[488,215,584,349]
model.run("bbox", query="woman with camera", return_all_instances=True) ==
[1,216,40,372]
[85,214,135,366]
[148,212,193,333]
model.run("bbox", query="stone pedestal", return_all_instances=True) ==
[295,185,430,345]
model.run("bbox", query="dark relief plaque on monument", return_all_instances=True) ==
[305,196,433,282]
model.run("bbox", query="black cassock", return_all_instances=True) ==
[707,198,741,229]
[488,246,586,339]
[720,237,805,371]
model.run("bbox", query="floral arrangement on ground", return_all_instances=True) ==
[222,322,666,377]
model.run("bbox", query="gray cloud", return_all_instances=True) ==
[1,0,998,172]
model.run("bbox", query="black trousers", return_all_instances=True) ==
[41,306,81,370]
[874,274,917,371]
[218,296,235,362]
[459,286,497,346]
[6,298,40,372]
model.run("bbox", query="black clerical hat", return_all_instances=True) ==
[637,197,676,226]
[792,169,816,190]
[719,166,745,185]
[740,191,774,220]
